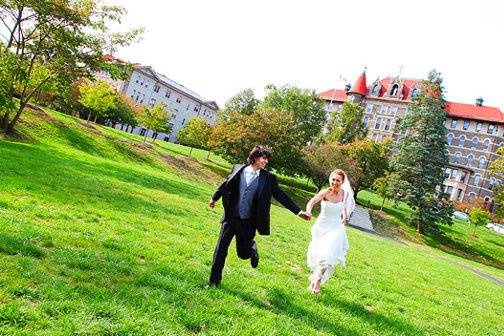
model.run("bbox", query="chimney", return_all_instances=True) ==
[344,83,351,92]
[475,97,484,106]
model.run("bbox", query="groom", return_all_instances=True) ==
[208,145,311,287]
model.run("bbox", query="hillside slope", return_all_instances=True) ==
[0,108,503,335]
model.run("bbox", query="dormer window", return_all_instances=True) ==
[391,84,399,96]
[411,88,419,99]
[372,85,380,95]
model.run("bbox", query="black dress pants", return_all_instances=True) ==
[209,215,257,284]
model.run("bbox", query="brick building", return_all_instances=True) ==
[318,70,504,207]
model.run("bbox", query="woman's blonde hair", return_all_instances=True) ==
[329,169,346,183]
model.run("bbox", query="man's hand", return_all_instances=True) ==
[209,199,216,208]
[298,211,312,221]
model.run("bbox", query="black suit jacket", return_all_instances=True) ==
[212,164,301,236]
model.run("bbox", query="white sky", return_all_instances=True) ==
[114,0,504,109]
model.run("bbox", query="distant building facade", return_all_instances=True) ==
[98,58,219,142]
[318,71,504,208]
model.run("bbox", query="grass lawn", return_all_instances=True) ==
[0,108,503,335]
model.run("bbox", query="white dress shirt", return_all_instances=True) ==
[243,165,260,186]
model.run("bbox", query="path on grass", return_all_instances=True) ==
[351,205,504,288]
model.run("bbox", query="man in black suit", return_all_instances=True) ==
[208,145,311,287]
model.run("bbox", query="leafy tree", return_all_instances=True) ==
[137,103,172,142]
[468,207,490,235]
[341,139,390,198]
[210,107,304,175]
[107,92,140,128]
[390,70,453,233]
[302,142,362,192]
[219,88,258,122]
[489,146,504,220]
[177,117,212,157]
[325,101,368,144]
[78,79,117,123]
[372,173,396,210]
[0,0,142,132]
[261,84,327,144]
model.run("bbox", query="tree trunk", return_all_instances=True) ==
[206,150,211,160]
[380,197,385,211]
[86,112,92,123]
[93,115,97,123]
[189,147,193,157]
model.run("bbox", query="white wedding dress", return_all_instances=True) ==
[307,199,349,284]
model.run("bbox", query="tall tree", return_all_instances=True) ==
[137,103,172,142]
[177,117,212,157]
[261,84,327,144]
[489,146,504,220]
[390,70,453,233]
[78,79,117,123]
[210,107,304,175]
[325,101,368,144]
[219,88,258,122]
[0,0,143,132]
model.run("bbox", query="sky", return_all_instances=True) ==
[113,0,504,109]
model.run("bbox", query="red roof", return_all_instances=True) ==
[318,89,347,102]
[349,71,367,96]
[445,102,504,124]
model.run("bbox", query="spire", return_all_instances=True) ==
[348,68,367,96]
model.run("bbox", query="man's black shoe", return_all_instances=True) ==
[251,251,259,268]
[205,282,221,289]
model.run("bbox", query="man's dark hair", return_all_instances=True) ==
[247,145,272,164]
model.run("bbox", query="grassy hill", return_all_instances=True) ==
[1,108,503,335]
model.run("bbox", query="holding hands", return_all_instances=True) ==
[298,211,312,221]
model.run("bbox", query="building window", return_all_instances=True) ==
[450,169,458,180]
[366,104,374,113]
[374,117,382,130]
[154,84,160,93]
[476,122,482,132]
[176,97,182,103]
[163,136,170,142]
[474,174,481,186]
[446,133,453,145]
[411,88,419,99]
[384,119,392,131]
[390,106,398,116]
[372,85,380,95]
[194,106,199,112]
[450,119,458,129]
[471,137,479,149]
[487,124,495,134]
[152,132,158,139]
[489,177,496,190]
[445,186,453,197]
[459,135,466,147]
[140,128,146,136]
[460,171,467,182]
[468,192,476,202]
[457,189,464,202]
[478,156,486,169]
[391,84,399,96]
[454,152,461,164]
[466,154,474,166]
[363,115,369,127]
[149,98,156,107]
[380,105,388,114]
[444,168,452,178]
[182,118,185,125]
[463,120,470,130]
[482,139,490,151]
[165,90,171,98]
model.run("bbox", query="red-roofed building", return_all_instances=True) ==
[318,71,503,207]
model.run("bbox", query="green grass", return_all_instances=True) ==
[357,189,504,270]
[0,108,503,335]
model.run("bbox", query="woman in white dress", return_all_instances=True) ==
[305,169,355,295]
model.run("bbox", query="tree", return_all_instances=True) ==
[261,84,327,144]
[210,107,304,175]
[302,142,362,192]
[78,79,117,123]
[341,139,390,198]
[468,207,490,235]
[177,117,212,157]
[372,173,396,210]
[390,70,453,233]
[137,103,172,142]
[489,146,504,220]
[107,92,140,129]
[219,88,258,122]
[0,0,143,132]
[325,101,368,144]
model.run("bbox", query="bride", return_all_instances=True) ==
[305,169,355,295]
